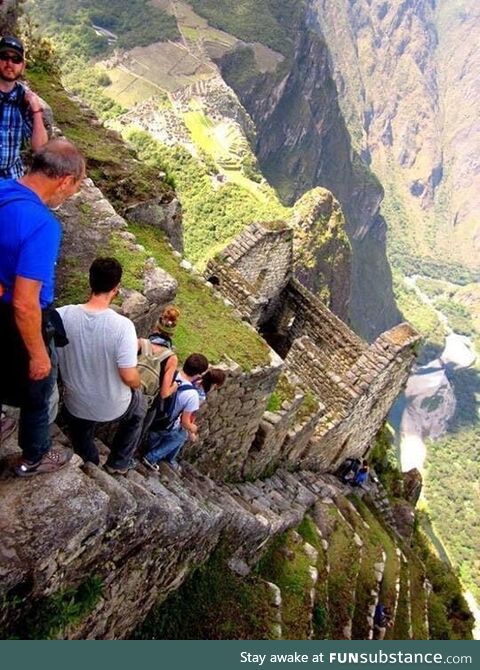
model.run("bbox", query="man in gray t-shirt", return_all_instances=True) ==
[57,258,147,474]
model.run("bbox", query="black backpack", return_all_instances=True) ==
[150,377,198,432]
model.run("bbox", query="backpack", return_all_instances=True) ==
[150,376,198,432]
[137,339,175,408]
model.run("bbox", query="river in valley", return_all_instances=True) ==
[391,275,480,638]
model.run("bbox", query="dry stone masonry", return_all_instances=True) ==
[204,221,421,479]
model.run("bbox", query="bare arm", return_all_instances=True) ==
[180,410,198,434]
[160,354,178,399]
[24,91,48,151]
[118,367,141,389]
[12,276,50,380]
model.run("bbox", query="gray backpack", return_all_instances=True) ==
[137,339,175,407]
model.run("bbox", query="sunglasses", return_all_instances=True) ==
[0,53,24,65]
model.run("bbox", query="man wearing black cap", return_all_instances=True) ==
[0,35,48,179]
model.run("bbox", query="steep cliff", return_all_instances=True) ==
[217,8,402,340]
[310,0,480,275]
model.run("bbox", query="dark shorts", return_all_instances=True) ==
[0,301,30,406]
[0,302,56,407]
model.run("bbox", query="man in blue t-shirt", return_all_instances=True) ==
[0,138,85,477]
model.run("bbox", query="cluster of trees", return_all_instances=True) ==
[126,129,287,264]
[29,0,179,57]
[424,425,480,604]
[188,0,304,56]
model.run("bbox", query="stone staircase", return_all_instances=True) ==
[0,423,422,640]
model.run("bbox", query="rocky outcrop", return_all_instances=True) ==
[403,469,422,506]
[291,188,351,319]
[126,197,183,254]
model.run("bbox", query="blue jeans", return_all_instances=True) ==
[0,302,57,462]
[18,344,58,463]
[145,427,187,464]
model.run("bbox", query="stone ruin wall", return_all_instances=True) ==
[205,222,293,327]
[278,279,366,374]
[296,324,420,472]
[182,352,283,481]
[201,222,421,481]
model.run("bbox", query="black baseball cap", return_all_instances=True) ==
[0,36,25,58]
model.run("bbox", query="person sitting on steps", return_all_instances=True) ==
[142,353,209,472]
[351,460,370,488]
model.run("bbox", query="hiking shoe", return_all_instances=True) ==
[105,458,138,475]
[14,447,73,478]
[142,456,159,472]
[1,416,17,443]
[166,460,181,473]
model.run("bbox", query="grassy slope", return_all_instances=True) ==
[129,224,270,370]
[126,129,288,265]
[325,506,361,639]
[297,516,330,639]
[26,66,269,371]
[26,67,172,212]
[133,547,275,640]
[257,531,314,640]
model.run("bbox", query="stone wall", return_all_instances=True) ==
[205,222,293,327]
[202,223,420,480]
[184,352,283,481]
[204,258,266,324]
[279,279,366,372]
[301,324,421,472]
[243,373,305,480]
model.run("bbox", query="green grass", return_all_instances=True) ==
[257,530,314,639]
[407,550,429,640]
[325,506,361,639]
[133,547,274,639]
[26,67,173,213]
[392,271,446,352]
[129,224,270,370]
[126,129,288,266]
[391,560,413,640]
[2,576,103,640]
[187,0,304,57]
[266,374,296,412]
[349,498,400,620]
[30,0,180,56]
[297,515,330,639]
[334,497,385,640]
[413,519,474,640]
